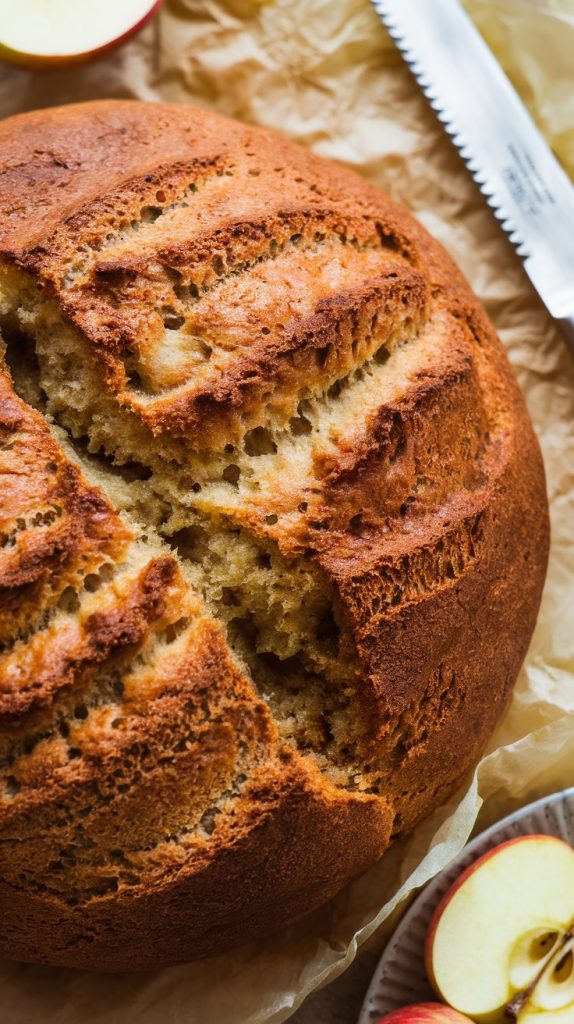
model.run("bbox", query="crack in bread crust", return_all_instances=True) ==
[0,100,548,971]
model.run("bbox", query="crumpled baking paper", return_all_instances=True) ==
[0,1,573,1021]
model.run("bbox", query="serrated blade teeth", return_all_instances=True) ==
[373,0,574,320]
[372,1,529,257]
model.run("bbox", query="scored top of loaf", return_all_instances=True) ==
[0,101,548,971]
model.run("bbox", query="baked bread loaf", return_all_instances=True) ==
[0,101,548,971]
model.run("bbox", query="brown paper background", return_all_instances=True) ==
[0,1,573,1020]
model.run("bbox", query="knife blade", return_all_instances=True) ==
[372,0,574,345]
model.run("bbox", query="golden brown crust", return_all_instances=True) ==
[0,752,393,971]
[0,101,548,970]
[0,362,130,650]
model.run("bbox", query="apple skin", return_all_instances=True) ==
[0,0,164,70]
[424,834,571,996]
[376,1004,473,1023]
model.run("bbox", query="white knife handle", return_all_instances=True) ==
[557,316,574,349]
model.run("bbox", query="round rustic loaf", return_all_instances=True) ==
[0,101,548,971]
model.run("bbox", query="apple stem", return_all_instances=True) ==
[504,971,544,1020]
[504,928,574,1020]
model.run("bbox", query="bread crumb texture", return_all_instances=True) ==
[0,101,548,970]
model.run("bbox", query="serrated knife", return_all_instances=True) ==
[372,0,574,347]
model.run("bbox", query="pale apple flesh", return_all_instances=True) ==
[0,0,163,68]
[377,1004,473,1023]
[425,835,574,1021]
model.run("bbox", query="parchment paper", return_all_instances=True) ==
[0,1,573,1021]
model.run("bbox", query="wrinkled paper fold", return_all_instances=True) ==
[1,1,573,1020]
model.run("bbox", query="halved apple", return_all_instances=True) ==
[425,835,574,1022]
[377,1004,473,1022]
[0,0,164,69]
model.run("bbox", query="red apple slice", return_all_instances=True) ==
[425,835,574,1021]
[377,1004,473,1022]
[0,0,164,68]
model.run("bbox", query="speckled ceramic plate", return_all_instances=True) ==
[358,788,574,1023]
